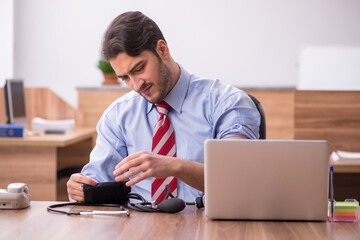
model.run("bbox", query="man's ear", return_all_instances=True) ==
[156,40,170,59]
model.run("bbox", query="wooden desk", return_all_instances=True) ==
[331,160,360,173]
[0,128,96,201]
[330,159,360,201]
[1,201,360,240]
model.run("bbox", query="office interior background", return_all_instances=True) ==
[1,0,360,108]
[2,2,360,235]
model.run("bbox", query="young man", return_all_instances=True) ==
[67,11,260,203]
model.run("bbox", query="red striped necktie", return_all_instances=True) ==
[151,101,177,203]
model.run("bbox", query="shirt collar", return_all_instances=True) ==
[146,64,190,114]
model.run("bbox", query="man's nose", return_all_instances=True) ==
[132,77,145,92]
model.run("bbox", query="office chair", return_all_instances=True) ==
[247,94,266,139]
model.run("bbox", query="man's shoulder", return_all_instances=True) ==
[104,90,143,116]
[188,75,216,94]
[189,75,243,97]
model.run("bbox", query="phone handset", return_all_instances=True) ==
[0,183,31,209]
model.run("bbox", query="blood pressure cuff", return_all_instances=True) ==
[83,181,131,204]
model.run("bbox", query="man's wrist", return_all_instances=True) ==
[171,157,183,178]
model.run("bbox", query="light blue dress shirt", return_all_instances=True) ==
[81,65,260,202]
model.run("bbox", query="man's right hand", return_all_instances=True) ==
[67,173,97,202]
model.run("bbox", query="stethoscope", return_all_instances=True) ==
[47,185,204,216]
[47,202,131,216]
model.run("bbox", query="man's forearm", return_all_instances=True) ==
[173,158,204,192]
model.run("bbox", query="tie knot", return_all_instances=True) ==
[156,101,171,115]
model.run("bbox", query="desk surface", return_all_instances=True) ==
[1,201,360,240]
[0,128,96,147]
[331,159,360,173]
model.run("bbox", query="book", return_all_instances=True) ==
[0,124,27,137]
[331,150,360,162]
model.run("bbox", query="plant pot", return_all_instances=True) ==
[102,73,120,85]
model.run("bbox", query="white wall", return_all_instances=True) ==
[8,0,360,107]
[0,0,14,82]
[298,47,360,90]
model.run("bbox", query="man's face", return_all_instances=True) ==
[110,50,173,104]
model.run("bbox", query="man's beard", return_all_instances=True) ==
[139,60,173,104]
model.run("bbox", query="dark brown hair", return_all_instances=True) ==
[102,11,166,61]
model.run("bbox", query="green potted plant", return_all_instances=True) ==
[97,58,119,85]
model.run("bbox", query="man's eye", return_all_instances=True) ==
[135,65,145,72]
[121,76,129,81]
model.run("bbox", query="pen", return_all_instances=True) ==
[329,165,334,220]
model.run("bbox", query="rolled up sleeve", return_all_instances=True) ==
[212,92,260,139]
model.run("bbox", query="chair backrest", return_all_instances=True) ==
[247,94,266,139]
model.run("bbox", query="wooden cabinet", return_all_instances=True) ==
[77,86,130,127]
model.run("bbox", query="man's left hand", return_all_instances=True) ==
[113,151,177,187]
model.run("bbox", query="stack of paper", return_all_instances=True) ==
[332,201,359,222]
[31,117,75,132]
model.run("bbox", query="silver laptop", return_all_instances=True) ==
[204,139,329,221]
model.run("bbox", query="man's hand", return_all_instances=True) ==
[67,173,97,202]
[113,151,177,187]
[113,150,204,192]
